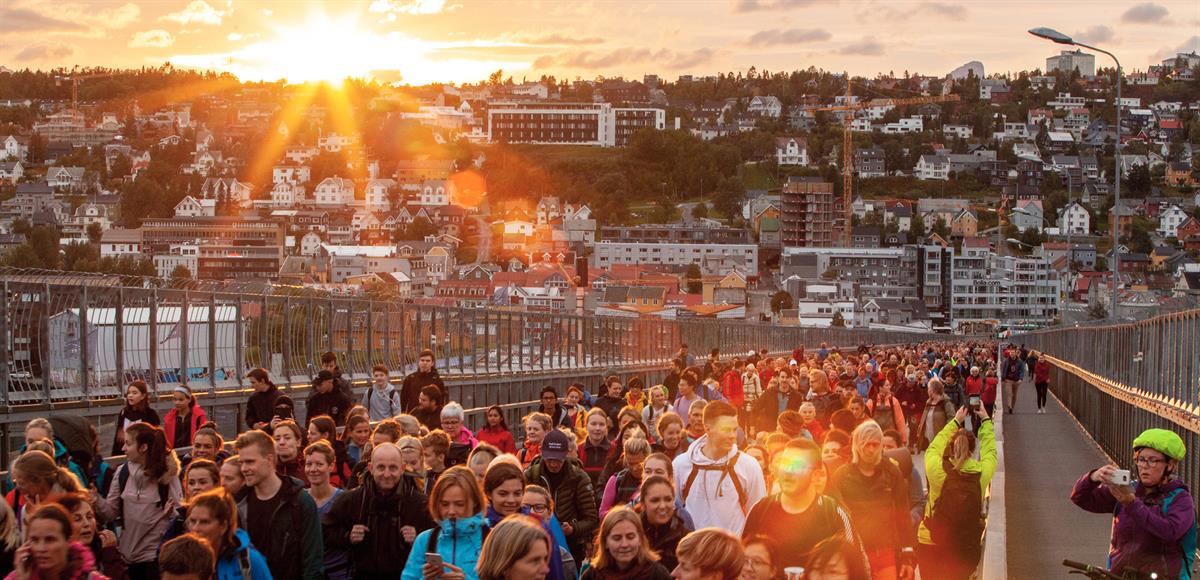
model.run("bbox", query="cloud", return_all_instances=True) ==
[161,0,226,26]
[0,7,87,33]
[14,42,75,61]
[1153,35,1200,61]
[520,34,604,46]
[1122,3,1168,23]
[923,2,966,20]
[535,47,714,70]
[734,0,822,12]
[129,29,175,48]
[748,28,831,47]
[837,37,884,56]
[369,0,451,15]
[1073,25,1115,44]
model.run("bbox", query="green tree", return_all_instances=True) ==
[770,291,794,315]
[831,311,846,327]
[1125,163,1152,195]
[692,202,709,220]
[395,217,439,241]
[170,265,193,279]
[86,223,103,244]
[686,263,702,294]
[1088,302,1108,320]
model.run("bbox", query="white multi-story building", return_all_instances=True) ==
[1046,50,1096,76]
[880,116,923,134]
[366,179,394,212]
[1048,92,1087,110]
[1159,204,1190,238]
[412,179,449,206]
[270,182,303,208]
[1057,201,1091,235]
[915,155,950,180]
[950,238,1061,333]
[591,241,758,274]
[943,125,973,139]
[99,228,142,257]
[747,96,782,118]
[174,196,217,218]
[487,102,665,147]
[775,137,808,166]
[318,132,353,152]
[314,177,355,206]
[273,165,311,184]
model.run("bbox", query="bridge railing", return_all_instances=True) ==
[1021,309,1200,507]
[0,272,947,406]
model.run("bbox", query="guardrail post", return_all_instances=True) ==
[41,283,52,404]
[234,297,243,388]
[114,288,124,393]
[0,281,9,407]
[208,293,217,392]
[149,290,159,392]
[78,286,89,398]
[366,300,375,376]
[283,296,294,385]
[180,290,190,388]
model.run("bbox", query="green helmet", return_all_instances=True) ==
[1132,428,1186,461]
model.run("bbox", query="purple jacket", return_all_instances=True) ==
[1071,472,1195,577]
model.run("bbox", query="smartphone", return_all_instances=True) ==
[968,395,981,408]
[426,552,443,571]
[1112,469,1132,485]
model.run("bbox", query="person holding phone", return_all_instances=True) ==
[1071,428,1196,580]
[10,503,109,580]
[401,466,486,580]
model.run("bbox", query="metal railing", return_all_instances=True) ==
[0,273,948,406]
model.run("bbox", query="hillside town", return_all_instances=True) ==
[1,49,1199,335]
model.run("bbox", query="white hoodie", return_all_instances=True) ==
[673,434,767,536]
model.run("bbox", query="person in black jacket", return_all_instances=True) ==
[111,380,160,455]
[750,375,803,433]
[321,351,356,402]
[322,442,434,579]
[234,430,324,580]
[306,370,351,427]
[244,368,280,431]
[400,349,446,413]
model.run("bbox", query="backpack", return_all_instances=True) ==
[445,442,471,469]
[370,388,401,416]
[118,464,169,508]
[924,458,984,558]
[1113,487,1198,580]
[681,458,749,515]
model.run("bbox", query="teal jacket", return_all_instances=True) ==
[215,528,273,580]
[401,513,486,580]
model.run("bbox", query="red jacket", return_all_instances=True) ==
[476,425,517,454]
[964,375,984,396]
[721,370,745,407]
[1034,360,1051,383]
[982,377,999,405]
[163,405,208,448]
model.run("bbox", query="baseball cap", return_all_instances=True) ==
[541,430,570,461]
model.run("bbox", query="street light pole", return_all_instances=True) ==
[1028,27,1122,321]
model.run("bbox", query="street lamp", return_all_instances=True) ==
[1029,26,1121,321]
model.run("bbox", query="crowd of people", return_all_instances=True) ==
[0,341,1184,580]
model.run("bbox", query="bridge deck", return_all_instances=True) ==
[1004,383,1113,577]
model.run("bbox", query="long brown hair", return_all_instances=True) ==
[127,423,171,480]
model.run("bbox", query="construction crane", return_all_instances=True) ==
[54,66,116,115]
[811,75,961,245]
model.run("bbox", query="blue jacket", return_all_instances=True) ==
[402,514,486,580]
[216,528,273,580]
[487,507,567,580]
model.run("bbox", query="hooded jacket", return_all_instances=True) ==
[919,417,997,546]
[4,541,108,580]
[750,385,802,432]
[215,528,272,580]
[245,383,281,430]
[400,368,446,413]
[525,457,599,557]
[476,425,517,454]
[162,404,208,449]
[1072,473,1195,578]
[401,514,487,580]
[95,452,182,564]
[672,435,767,536]
[236,476,324,580]
[322,472,434,576]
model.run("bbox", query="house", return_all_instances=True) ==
[851,227,881,248]
[174,196,217,218]
[412,179,449,206]
[0,161,22,184]
[272,164,311,184]
[200,178,253,206]
[1166,162,1195,187]
[915,154,949,180]
[270,182,304,208]
[950,209,978,238]
[0,135,29,161]
[747,96,782,118]
[979,79,1010,101]
[854,147,886,178]
[1159,205,1190,238]
[366,179,395,212]
[99,228,142,257]
[943,125,973,139]
[314,177,355,206]
[1109,203,1138,237]
[775,137,808,166]
[46,166,86,191]
[1057,201,1091,235]
[1176,217,1200,245]
[1012,200,1045,233]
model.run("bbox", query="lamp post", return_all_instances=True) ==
[1029,27,1121,321]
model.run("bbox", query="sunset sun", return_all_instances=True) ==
[227,14,397,83]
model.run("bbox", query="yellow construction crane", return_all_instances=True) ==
[811,75,960,245]
[54,66,116,115]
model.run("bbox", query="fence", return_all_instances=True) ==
[0,274,947,406]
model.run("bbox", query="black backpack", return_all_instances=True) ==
[925,458,984,558]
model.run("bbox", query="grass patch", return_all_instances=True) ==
[743,163,778,190]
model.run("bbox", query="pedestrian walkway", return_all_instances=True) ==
[1004,383,1112,577]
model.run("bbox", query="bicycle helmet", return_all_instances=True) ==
[1132,428,1186,461]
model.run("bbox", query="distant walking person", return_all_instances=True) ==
[1033,352,1051,414]
[999,348,1025,414]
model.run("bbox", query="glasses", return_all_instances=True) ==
[523,503,549,514]
[1135,457,1166,467]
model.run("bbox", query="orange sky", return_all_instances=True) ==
[2,0,1197,85]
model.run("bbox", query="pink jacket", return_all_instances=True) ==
[162,404,208,448]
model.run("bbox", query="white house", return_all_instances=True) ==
[0,161,22,184]
[46,166,86,190]
[413,179,449,206]
[366,178,395,212]
[880,116,923,134]
[0,135,28,161]
[300,231,324,256]
[1057,201,1091,235]
[1159,204,1190,238]
[200,178,253,206]
[318,132,353,152]
[915,155,949,180]
[174,195,217,217]
[273,165,311,184]
[943,125,973,139]
[99,228,142,257]
[1012,200,1044,233]
[314,177,355,206]
[747,96,782,118]
[271,182,304,208]
[775,137,808,166]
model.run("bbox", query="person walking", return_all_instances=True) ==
[185,488,273,580]
[401,466,487,580]
[673,401,766,536]
[162,385,207,451]
[401,349,446,414]
[999,348,1025,414]
[362,364,402,421]
[306,370,352,427]
[915,378,956,453]
[1033,353,1052,414]
[524,430,598,565]
[580,506,672,580]
[638,475,693,572]
[244,368,280,431]
[917,404,996,580]
[1071,428,1197,579]
[111,381,160,456]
